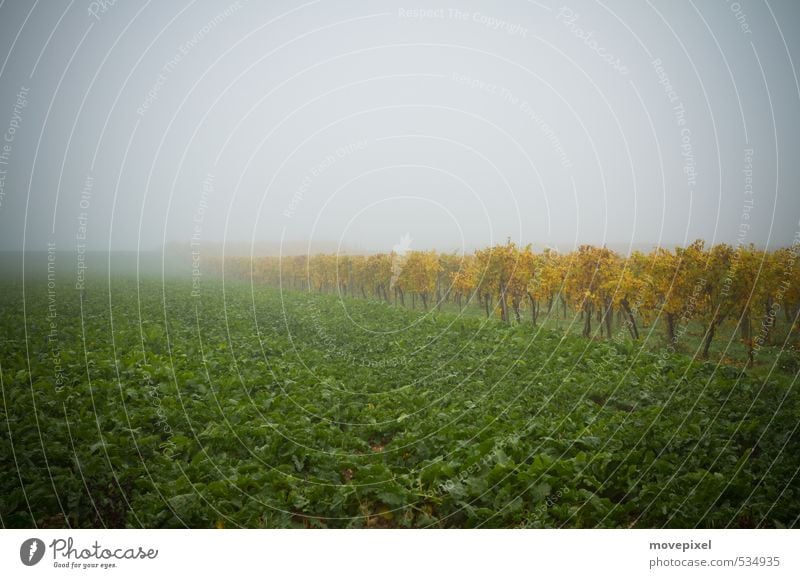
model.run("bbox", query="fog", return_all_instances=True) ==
[0,0,799,258]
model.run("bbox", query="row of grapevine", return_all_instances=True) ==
[207,240,800,364]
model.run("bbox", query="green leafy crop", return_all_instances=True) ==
[1,279,797,528]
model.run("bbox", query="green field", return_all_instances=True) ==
[1,278,798,528]
[379,296,798,372]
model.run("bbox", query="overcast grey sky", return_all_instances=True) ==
[0,0,798,255]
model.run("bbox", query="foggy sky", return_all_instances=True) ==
[0,0,799,256]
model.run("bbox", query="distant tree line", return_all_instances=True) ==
[208,240,800,366]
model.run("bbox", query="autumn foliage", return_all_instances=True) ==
[213,240,800,365]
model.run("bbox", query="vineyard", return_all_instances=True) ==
[216,240,800,366]
[1,244,799,527]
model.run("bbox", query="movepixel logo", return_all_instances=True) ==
[20,538,46,566]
